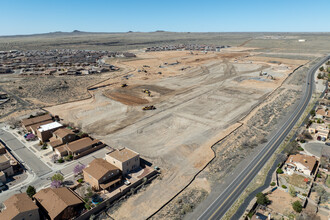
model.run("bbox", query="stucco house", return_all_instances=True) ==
[105,147,140,175]
[49,128,76,150]
[83,158,122,191]
[34,187,84,220]
[285,154,318,176]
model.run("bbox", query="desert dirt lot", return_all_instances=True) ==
[45,49,309,219]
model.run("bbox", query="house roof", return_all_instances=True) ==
[106,148,139,162]
[37,122,63,132]
[34,187,83,220]
[316,108,328,117]
[65,137,98,153]
[53,128,75,139]
[83,158,120,181]
[286,154,317,171]
[0,154,9,164]
[21,114,52,127]
[55,145,67,154]
[29,120,54,132]
[49,139,63,148]
[0,193,39,220]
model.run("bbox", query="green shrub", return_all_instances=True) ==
[256,192,270,205]
[276,168,284,174]
[317,173,321,178]
[57,158,64,163]
[270,182,276,186]
[282,185,287,189]
[77,178,84,183]
[292,201,302,213]
[297,146,304,151]
[302,193,307,197]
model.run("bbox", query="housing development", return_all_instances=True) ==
[0,16,330,220]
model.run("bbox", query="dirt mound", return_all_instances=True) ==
[106,92,149,105]
[104,84,173,106]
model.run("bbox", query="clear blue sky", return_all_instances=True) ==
[1,0,329,35]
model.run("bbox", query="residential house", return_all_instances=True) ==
[36,122,63,142]
[63,137,99,157]
[83,158,122,191]
[0,193,40,220]
[55,146,69,157]
[29,120,54,135]
[285,154,318,176]
[34,187,84,220]
[309,123,329,141]
[105,147,140,175]
[315,108,329,120]
[49,128,76,150]
[21,114,53,132]
[0,154,14,181]
[308,123,318,134]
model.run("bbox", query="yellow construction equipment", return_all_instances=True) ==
[142,105,156,110]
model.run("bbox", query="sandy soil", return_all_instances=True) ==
[268,189,302,216]
[45,50,307,219]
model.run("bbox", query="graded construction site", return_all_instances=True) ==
[45,47,309,219]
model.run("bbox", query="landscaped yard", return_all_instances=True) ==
[285,173,310,189]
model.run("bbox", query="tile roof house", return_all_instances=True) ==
[285,154,318,176]
[315,108,329,119]
[34,187,84,220]
[105,147,140,175]
[21,114,53,132]
[64,137,99,157]
[0,193,40,220]
[49,128,76,150]
[83,158,122,191]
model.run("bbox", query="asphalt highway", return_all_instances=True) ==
[198,55,330,220]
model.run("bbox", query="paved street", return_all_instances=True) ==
[0,129,52,177]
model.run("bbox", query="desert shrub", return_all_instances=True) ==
[292,201,302,213]
[276,168,284,174]
[282,185,287,189]
[270,182,276,186]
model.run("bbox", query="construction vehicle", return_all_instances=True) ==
[142,105,156,110]
[143,89,151,96]
[121,84,128,87]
